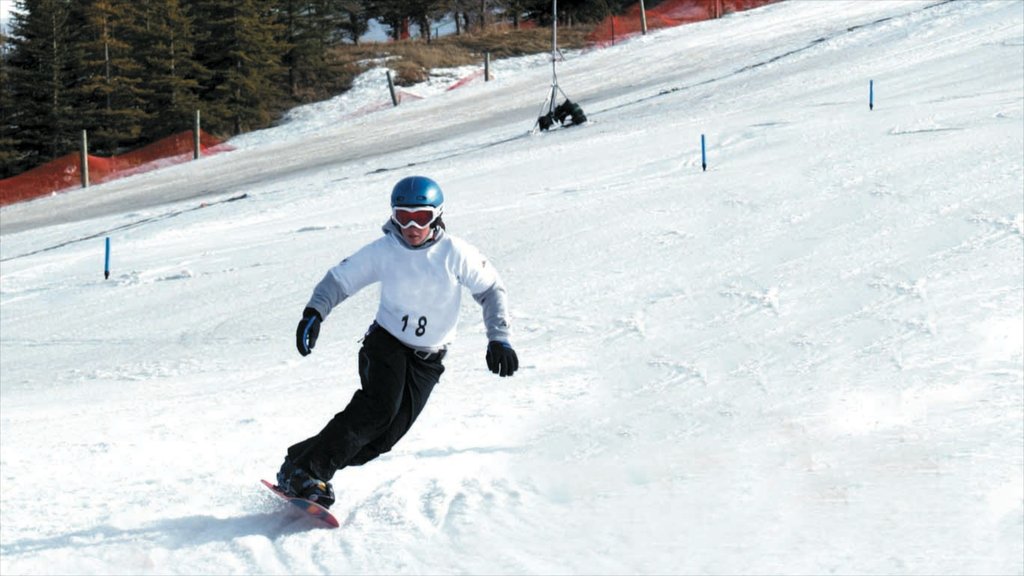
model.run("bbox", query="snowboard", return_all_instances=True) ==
[261,479,340,528]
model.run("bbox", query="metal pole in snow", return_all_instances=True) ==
[80,130,89,188]
[701,134,707,172]
[387,71,398,106]
[194,110,201,159]
[549,0,559,116]
[869,80,874,110]
[104,237,111,280]
[552,0,558,79]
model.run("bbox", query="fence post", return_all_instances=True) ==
[386,70,398,106]
[80,130,89,188]
[194,110,201,159]
[639,0,648,35]
[485,52,491,81]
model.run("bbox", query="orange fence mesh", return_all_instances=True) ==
[588,0,780,46]
[0,130,233,207]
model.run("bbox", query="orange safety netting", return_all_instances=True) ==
[0,130,233,207]
[588,0,780,46]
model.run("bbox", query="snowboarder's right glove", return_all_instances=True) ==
[486,340,518,377]
[296,307,322,356]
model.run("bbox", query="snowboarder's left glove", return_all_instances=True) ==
[296,307,322,356]
[486,340,518,377]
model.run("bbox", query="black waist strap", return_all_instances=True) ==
[366,321,446,362]
[412,348,446,362]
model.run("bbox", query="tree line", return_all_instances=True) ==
[0,0,630,179]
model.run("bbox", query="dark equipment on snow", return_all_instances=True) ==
[535,0,587,131]
[539,98,587,130]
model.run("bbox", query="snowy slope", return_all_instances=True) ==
[1,1,1022,574]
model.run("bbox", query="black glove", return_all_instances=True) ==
[486,340,518,377]
[295,307,322,356]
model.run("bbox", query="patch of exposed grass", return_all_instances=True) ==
[329,25,594,87]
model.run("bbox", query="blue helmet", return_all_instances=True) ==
[390,176,444,210]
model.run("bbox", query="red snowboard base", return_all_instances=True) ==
[261,479,340,528]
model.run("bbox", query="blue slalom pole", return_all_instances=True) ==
[104,237,110,279]
[869,80,874,111]
[701,134,707,172]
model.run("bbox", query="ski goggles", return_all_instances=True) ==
[392,206,441,229]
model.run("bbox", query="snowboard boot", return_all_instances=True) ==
[276,456,336,508]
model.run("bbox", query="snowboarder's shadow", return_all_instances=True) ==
[2,511,327,558]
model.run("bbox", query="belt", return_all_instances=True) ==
[412,348,447,362]
[367,322,447,362]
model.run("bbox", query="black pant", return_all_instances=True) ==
[287,324,445,481]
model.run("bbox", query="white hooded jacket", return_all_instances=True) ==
[306,220,511,352]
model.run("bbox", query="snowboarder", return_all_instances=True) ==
[275,175,519,508]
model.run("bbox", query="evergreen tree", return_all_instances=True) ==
[73,0,150,155]
[337,0,369,45]
[406,0,447,41]
[311,0,364,86]
[277,0,354,100]
[364,0,405,40]
[136,0,207,139]
[519,0,624,25]
[4,0,83,172]
[365,0,448,40]
[559,0,624,23]
[188,0,287,136]
[503,0,529,29]
[1,26,22,177]
[278,0,316,99]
